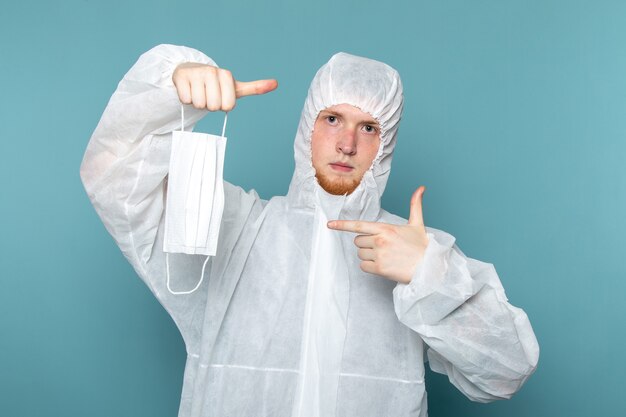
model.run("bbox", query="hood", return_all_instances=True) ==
[286,52,404,220]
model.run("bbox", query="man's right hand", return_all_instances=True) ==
[172,63,278,112]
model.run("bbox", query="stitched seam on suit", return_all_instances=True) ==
[192,362,424,384]
[204,363,299,374]
[340,372,423,385]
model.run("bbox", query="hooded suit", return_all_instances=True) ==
[81,44,539,417]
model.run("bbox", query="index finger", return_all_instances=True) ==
[235,79,279,98]
[327,220,385,235]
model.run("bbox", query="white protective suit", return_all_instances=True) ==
[80,44,539,417]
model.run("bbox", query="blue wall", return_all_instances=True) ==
[1,1,625,416]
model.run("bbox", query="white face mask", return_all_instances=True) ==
[163,105,228,294]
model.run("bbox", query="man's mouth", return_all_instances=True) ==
[329,162,354,172]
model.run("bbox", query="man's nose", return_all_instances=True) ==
[337,128,357,155]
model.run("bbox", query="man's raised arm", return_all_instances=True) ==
[79,44,275,348]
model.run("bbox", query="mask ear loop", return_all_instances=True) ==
[178,105,229,133]
[166,105,228,295]
[221,112,228,136]
[166,252,211,294]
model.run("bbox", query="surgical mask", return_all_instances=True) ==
[163,105,228,295]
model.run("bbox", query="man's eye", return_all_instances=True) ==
[363,125,377,133]
[327,116,337,124]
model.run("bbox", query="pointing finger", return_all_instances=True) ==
[235,79,279,98]
[408,186,425,226]
[327,220,385,235]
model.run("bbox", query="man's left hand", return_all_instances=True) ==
[327,186,429,284]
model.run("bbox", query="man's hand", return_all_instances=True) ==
[172,63,278,111]
[327,186,429,284]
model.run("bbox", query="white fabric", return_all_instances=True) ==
[164,106,227,256]
[163,106,227,295]
[291,192,348,417]
[80,44,539,417]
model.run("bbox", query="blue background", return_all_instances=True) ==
[1,0,625,416]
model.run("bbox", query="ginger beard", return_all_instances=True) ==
[310,104,381,196]
[315,170,362,196]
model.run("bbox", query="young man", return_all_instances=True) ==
[81,44,538,417]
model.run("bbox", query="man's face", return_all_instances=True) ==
[311,104,381,195]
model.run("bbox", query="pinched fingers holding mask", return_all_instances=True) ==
[328,186,430,284]
[172,62,278,111]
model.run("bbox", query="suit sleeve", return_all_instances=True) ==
[80,44,258,350]
[393,229,539,402]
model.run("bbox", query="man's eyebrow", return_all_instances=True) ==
[319,110,380,126]
[361,118,380,126]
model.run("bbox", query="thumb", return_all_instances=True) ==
[408,186,425,226]
[235,79,279,98]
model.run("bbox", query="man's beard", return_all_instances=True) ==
[315,171,362,196]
